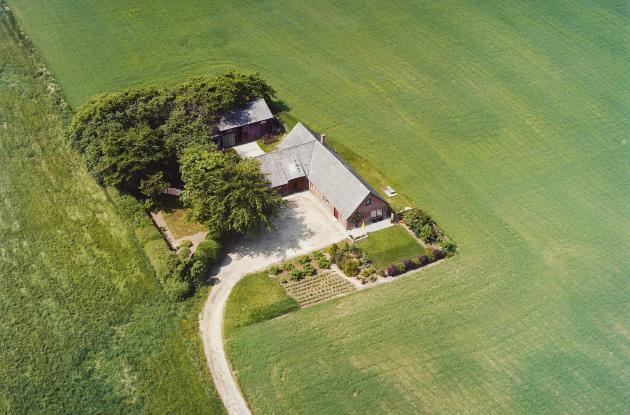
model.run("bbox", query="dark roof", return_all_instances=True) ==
[217,98,274,131]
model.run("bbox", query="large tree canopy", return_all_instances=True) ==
[67,71,276,194]
[180,145,283,235]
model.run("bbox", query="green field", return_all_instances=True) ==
[224,272,298,336]
[356,225,425,269]
[0,15,223,414]
[5,0,630,413]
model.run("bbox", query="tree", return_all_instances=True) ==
[93,123,169,191]
[180,145,283,235]
[67,71,276,195]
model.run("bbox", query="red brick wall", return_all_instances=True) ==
[345,194,390,229]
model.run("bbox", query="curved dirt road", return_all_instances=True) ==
[199,193,346,415]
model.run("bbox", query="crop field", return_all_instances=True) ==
[0,16,223,414]
[5,0,630,413]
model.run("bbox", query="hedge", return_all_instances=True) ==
[106,187,221,301]
[385,249,443,277]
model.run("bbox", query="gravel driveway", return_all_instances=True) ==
[199,192,346,415]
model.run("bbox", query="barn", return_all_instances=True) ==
[214,98,274,148]
[255,123,390,229]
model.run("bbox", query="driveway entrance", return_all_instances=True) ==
[199,191,346,415]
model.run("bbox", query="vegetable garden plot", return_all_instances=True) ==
[283,272,355,307]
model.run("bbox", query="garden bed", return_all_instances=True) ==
[282,272,355,307]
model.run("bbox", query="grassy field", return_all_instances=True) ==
[5,0,630,413]
[356,225,425,269]
[224,272,298,336]
[0,15,224,414]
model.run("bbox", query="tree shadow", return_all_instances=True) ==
[229,198,315,259]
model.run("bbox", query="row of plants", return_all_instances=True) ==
[386,248,444,277]
[107,188,221,300]
[269,250,332,282]
[281,272,355,307]
[402,208,456,253]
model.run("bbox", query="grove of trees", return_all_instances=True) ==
[68,71,284,299]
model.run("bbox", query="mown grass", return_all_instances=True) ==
[157,196,206,239]
[224,272,298,337]
[6,0,630,413]
[356,225,424,269]
[0,15,224,414]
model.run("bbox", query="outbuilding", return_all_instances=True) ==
[255,123,391,229]
[214,98,274,148]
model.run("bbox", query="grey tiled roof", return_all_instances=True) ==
[255,142,314,187]
[278,122,318,149]
[255,122,384,219]
[217,98,274,131]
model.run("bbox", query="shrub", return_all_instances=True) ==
[368,274,378,283]
[268,265,280,275]
[438,235,456,255]
[359,252,371,266]
[419,224,437,243]
[426,250,436,263]
[297,255,311,265]
[403,259,414,270]
[163,277,190,301]
[179,239,193,248]
[349,244,362,255]
[188,260,207,289]
[326,243,339,255]
[396,263,406,274]
[341,259,360,277]
[312,250,324,260]
[417,255,428,266]
[318,257,331,269]
[350,210,364,227]
[303,263,316,276]
[282,260,294,271]
[329,250,344,265]
[194,238,222,268]
[339,240,350,253]
[403,208,432,234]
[178,246,192,259]
[386,265,398,277]
[432,248,444,260]
[289,268,304,281]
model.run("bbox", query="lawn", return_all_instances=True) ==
[355,225,424,269]
[5,0,630,413]
[0,15,224,414]
[224,272,298,336]
[157,196,206,239]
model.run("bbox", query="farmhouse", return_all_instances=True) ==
[213,98,274,148]
[255,123,390,229]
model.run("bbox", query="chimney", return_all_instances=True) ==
[320,134,326,144]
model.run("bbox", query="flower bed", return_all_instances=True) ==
[272,250,332,283]
[385,248,444,277]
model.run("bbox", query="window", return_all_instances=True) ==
[222,133,236,147]
[365,198,372,206]
[370,208,383,223]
